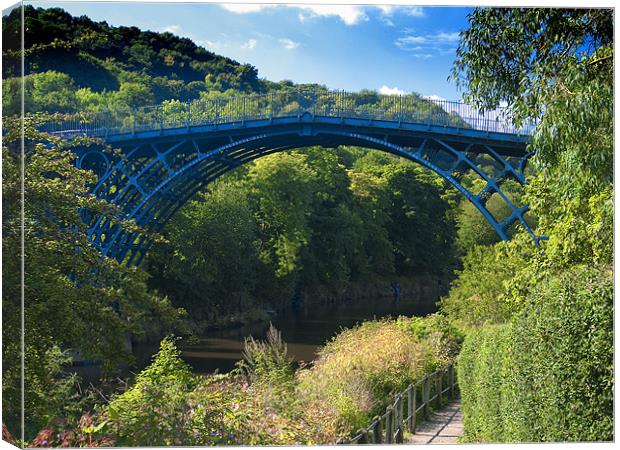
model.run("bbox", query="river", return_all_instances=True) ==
[133,290,438,374]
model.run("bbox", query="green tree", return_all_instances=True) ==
[112,82,156,109]
[146,178,261,327]
[2,115,184,439]
[247,152,318,280]
[448,8,613,442]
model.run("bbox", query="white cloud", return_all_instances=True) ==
[436,31,460,42]
[279,38,300,50]
[197,39,220,50]
[377,5,424,18]
[379,85,407,96]
[396,35,427,46]
[402,7,425,17]
[297,5,368,26]
[221,4,273,14]
[161,24,181,34]
[220,4,425,26]
[423,94,447,101]
[241,38,257,50]
[396,32,459,47]
[395,31,460,58]
[220,4,367,26]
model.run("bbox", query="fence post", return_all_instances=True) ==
[385,405,393,444]
[395,395,403,443]
[437,372,443,408]
[186,101,191,129]
[270,92,274,119]
[450,365,455,399]
[423,376,430,419]
[313,87,317,116]
[408,384,416,433]
[371,416,382,444]
[356,429,367,444]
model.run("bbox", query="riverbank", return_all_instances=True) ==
[167,274,449,336]
[37,315,462,447]
[133,275,447,374]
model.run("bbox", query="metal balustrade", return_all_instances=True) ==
[336,364,457,445]
[42,90,536,138]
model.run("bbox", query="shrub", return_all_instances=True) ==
[105,337,197,446]
[105,337,250,446]
[458,265,613,443]
[238,323,293,384]
[297,316,461,433]
[439,243,526,330]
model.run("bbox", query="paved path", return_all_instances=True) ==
[405,399,463,444]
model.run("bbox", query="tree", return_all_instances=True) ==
[146,178,261,326]
[451,7,613,272]
[447,8,613,442]
[2,115,184,439]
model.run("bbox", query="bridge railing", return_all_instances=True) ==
[336,363,457,445]
[41,90,536,137]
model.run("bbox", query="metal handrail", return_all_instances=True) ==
[41,90,537,138]
[336,363,457,445]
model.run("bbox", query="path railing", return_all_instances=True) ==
[336,363,457,445]
[42,90,536,138]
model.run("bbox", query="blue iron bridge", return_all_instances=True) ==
[45,90,540,266]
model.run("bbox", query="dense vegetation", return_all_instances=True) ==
[21,317,461,446]
[145,148,457,331]
[444,8,613,442]
[458,266,612,442]
[2,115,186,440]
[2,5,262,113]
[1,5,613,446]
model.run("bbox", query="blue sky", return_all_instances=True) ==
[25,2,474,99]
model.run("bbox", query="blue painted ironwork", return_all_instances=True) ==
[47,90,540,265]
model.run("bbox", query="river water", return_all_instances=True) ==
[133,291,438,375]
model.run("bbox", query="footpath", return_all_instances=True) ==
[405,399,463,444]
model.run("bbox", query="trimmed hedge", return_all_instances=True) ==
[457,265,613,443]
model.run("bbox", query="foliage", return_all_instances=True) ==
[104,337,251,446]
[238,323,294,384]
[2,5,260,96]
[451,8,612,123]
[105,337,195,446]
[450,8,613,443]
[1,115,185,439]
[457,266,613,442]
[29,413,115,448]
[146,148,457,329]
[438,243,527,330]
[145,178,262,327]
[297,316,461,432]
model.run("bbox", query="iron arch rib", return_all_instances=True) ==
[82,122,540,266]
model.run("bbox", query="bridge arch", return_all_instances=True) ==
[78,116,539,266]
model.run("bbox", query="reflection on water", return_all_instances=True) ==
[135,291,438,375]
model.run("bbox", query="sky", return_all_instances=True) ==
[22,1,475,99]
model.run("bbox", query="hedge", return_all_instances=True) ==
[457,265,613,443]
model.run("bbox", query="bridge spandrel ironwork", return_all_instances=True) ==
[45,90,541,265]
